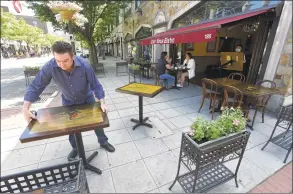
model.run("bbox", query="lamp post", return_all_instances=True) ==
[116,32,123,60]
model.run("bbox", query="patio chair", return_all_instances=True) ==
[198,78,222,120]
[222,85,249,117]
[116,62,128,76]
[228,73,246,82]
[92,63,106,77]
[250,80,276,128]
[261,104,292,163]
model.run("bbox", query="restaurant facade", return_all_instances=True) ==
[107,0,292,112]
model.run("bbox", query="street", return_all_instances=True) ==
[1,56,53,109]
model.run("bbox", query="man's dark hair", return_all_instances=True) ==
[160,51,167,59]
[186,52,192,59]
[52,41,73,56]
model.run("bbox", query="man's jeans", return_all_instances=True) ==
[67,96,108,149]
[159,73,175,88]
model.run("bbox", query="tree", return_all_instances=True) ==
[45,34,64,46]
[8,18,44,52]
[27,1,125,65]
[0,9,19,39]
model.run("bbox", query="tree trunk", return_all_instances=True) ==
[102,42,106,60]
[88,41,98,65]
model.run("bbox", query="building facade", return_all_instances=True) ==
[108,0,292,111]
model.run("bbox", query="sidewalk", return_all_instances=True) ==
[250,162,292,193]
[1,56,292,193]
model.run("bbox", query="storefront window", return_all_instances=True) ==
[172,0,282,28]
[135,27,152,59]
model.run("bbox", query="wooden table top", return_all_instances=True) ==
[212,78,282,98]
[115,83,164,98]
[233,82,282,97]
[19,102,109,143]
[211,77,243,86]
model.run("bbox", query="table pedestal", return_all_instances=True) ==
[131,96,153,130]
[74,133,102,174]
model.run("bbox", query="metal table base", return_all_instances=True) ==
[131,96,153,130]
[74,133,102,174]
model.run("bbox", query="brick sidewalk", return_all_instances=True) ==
[250,162,292,193]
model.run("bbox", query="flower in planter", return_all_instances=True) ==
[190,107,247,143]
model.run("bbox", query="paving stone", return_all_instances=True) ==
[127,127,150,141]
[1,151,11,166]
[1,164,38,176]
[2,145,46,171]
[260,142,292,164]
[134,138,169,158]
[254,122,285,137]
[152,102,172,111]
[174,105,197,115]
[107,111,120,119]
[208,179,248,193]
[246,130,270,150]
[162,119,177,131]
[144,151,187,187]
[1,127,23,139]
[47,135,68,143]
[162,131,182,150]
[1,136,20,152]
[105,118,126,132]
[144,111,166,120]
[111,96,128,102]
[159,108,181,118]
[107,104,117,112]
[111,160,157,193]
[105,129,132,146]
[169,116,193,128]
[107,142,141,168]
[87,170,115,193]
[121,116,136,128]
[40,140,72,161]
[115,102,134,110]
[159,182,184,193]
[225,157,270,191]
[243,145,285,175]
[118,108,138,118]
[147,189,160,193]
[15,139,48,149]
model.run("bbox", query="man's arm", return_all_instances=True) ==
[23,64,52,122]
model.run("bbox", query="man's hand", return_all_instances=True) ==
[23,101,35,123]
[23,109,37,123]
[101,103,109,113]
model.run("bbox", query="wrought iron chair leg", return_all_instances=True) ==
[261,122,279,151]
[251,107,258,128]
[262,107,265,123]
[211,99,216,120]
[284,145,292,163]
[209,99,212,109]
[284,123,292,137]
[198,96,205,113]
[169,150,183,191]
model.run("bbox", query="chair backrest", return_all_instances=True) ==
[223,85,243,108]
[228,73,245,82]
[116,62,128,66]
[201,78,219,99]
[255,80,277,105]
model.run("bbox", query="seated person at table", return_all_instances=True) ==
[177,52,195,87]
[156,52,175,89]
[23,41,115,161]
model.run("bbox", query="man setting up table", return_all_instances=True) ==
[23,41,115,162]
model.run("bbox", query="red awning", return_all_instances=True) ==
[140,6,275,45]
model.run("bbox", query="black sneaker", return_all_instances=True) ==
[100,143,115,152]
[67,149,78,161]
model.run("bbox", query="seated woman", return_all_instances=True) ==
[177,52,195,87]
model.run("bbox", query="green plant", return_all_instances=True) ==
[189,107,247,142]
[129,65,140,70]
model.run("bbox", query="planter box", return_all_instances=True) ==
[24,70,40,86]
[169,131,250,193]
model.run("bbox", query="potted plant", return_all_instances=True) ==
[24,66,41,86]
[169,107,250,193]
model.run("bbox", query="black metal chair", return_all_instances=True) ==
[116,62,128,76]
[261,104,292,163]
[92,63,106,77]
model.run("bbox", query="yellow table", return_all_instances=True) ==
[116,83,164,130]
